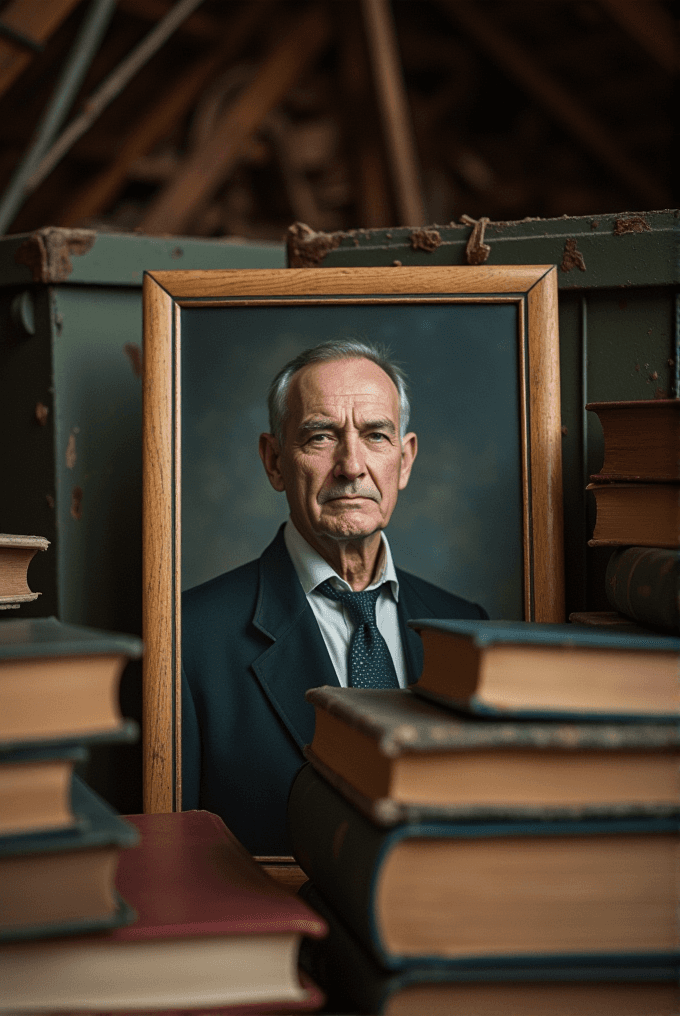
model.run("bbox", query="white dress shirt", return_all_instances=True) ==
[283,519,409,688]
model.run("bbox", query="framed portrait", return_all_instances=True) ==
[142,265,564,813]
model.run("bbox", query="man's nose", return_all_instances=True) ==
[333,434,365,479]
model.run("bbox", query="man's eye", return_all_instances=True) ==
[308,433,333,444]
[368,432,388,442]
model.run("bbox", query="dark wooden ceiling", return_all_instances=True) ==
[0,0,676,239]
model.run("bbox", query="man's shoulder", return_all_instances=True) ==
[396,567,488,620]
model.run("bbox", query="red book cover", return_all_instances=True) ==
[116,811,326,942]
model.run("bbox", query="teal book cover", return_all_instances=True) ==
[0,775,138,942]
[289,763,680,971]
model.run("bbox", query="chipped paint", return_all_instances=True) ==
[561,238,586,272]
[409,227,441,253]
[124,343,143,378]
[35,402,48,425]
[286,221,342,267]
[70,486,83,521]
[65,429,78,469]
[614,215,650,236]
[14,227,96,283]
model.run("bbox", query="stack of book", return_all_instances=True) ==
[0,614,144,945]
[0,532,49,611]
[2,810,328,1014]
[290,618,680,1015]
[585,399,679,633]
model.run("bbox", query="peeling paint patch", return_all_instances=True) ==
[65,429,78,469]
[35,402,48,425]
[286,221,342,267]
[70,486,83,521]
[15,227,95,283]
[460,215,491,264]
[561,238,586,272]
[124,343,143,378]
[614,215,650,236]
[45,494,55,509]
[409,227,441,253]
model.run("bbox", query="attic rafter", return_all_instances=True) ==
[115,0,220,41]
[0,0,83,100]
[139,4,332,236]
[57,1,275,227]
[439,0,669,209]
[598,0,678,76]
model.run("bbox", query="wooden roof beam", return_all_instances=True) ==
[0,0,83,100]
[360,0,425,227]
[58,1,275,226]
[439,0,669,210]
[115,0,221,41]
[139,4,332,236]
[598,0,678,76]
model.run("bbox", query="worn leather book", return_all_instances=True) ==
[288,763,680,971]
[0,724,137,837]
[304,687,680,824]
[0,616,142,743]
[299,879,680,1016]
[586,399,680,482]
[407,618,680,719]
[0,810,326,1014]
[587,482,680,548]
[604,546,680,633]
[0,775,138,941]
[0,533,48,609]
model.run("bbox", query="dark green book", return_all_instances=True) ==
[299,880,680,1016]
[0,775,138,941]
[304,686,680,824]
[605,547,680,634]
[407,618,680,719]
[288,763,680,970]
[0,616,143,745]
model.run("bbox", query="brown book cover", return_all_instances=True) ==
[585,399,680,482]
[305,686,680,823]
[0,534,49,609]
[587,483,680,548]
[0,810,326,1013]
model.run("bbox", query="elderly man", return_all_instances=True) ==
[181,340,487,855]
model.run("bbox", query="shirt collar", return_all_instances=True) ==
[283,518,399,600]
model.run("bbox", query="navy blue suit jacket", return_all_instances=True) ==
[181,525,488,855]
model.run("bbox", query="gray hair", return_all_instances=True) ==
[267,339,411,444]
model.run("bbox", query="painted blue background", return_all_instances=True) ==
[181,301,523,619]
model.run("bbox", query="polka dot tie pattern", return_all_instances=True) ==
[317,579,399,689]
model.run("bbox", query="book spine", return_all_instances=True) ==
[605,547,680,634]
[287,764,394,967]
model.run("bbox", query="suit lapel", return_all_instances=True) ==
[396,570,435,684]
[251,526,339,750]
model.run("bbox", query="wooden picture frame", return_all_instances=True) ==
[142,265,564,814]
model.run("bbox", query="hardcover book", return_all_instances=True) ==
[288,763,680,970]
[407,618,680,718]
[0,742,87,836]
[586,399,680,482]
[587,482,680,548]
[605,546,680,633]
[0,616,143,744]
[299,880,680,1016]
[0,810,327,1013]
[0,775,138,941]
[0,533,49,609]
[304,686,680,824]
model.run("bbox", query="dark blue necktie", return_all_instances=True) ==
[317,579,399,689]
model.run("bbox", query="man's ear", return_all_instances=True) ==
[398,432,417,490]
[259,433,286,492]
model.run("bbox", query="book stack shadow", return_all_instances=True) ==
[290,618,680,1015]
[583,399,679,634]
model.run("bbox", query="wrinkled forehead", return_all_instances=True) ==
[287,357,400,422]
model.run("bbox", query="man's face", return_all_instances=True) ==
[260,357,417,547]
